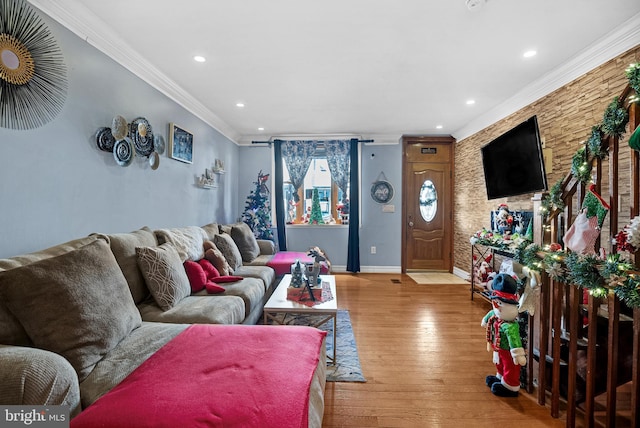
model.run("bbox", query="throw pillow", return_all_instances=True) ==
[205,282,225,294]
[183,260,207,293]
[107,226,157,304]
[213,275,243,283]
[213,233,243,271]
[154,226,207,262]
[0,239,142,382]
[200,223,220,241]
[136,244,191,311]
[204,242,232,276]
[198,258,220,280]
[230,222,260,263]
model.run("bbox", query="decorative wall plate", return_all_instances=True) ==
[113,137,135,167]
[154,134,165,155]
[130,117,154,157]
[111,115,128,140]
[95,127,115,152]
[370,180,394,204]
[149,152,160,170]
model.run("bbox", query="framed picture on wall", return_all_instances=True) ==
[168,123,193,164]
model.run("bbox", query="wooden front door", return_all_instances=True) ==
[402,136,455,272]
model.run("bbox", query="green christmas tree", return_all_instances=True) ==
[309,188,324,224]
[241,171,274,240]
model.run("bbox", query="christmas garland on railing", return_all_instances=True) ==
[470,228,640,309]
[470,64,640,308]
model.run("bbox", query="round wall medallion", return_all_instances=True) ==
[0,33,35,85]
[0,0,67,130]
[371,180,394,204]
[96,127,116,152]
[113,137,135,167]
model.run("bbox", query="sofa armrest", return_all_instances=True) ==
[0,345,81,417]
[257,239,276,256]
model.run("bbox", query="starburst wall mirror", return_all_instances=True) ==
[0,0,67,130]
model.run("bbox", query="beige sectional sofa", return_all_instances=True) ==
[0,222,326,426]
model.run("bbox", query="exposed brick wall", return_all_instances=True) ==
[454,45,640,274]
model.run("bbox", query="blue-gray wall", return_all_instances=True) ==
[0,12,240,258]
[1,8,404,272]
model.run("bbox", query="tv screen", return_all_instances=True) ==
[481,115,547,200]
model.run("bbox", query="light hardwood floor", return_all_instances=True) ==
[322,273,566,428]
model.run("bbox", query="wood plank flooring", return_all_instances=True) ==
[322,273,566,428]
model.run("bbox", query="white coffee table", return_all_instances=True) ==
[263,274,337,364]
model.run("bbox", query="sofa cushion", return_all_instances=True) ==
[137,295,246,325]
[79,322,188,408]
[230,222,261,263]
[204,243,232,276]
[136,244,191,311]
[200,223,220,241]
[107,227,157,304]
[193,277,265,320]
[0,235,101,347]
[0,239,142,382]
[154,226,207,262]
[214,233,243,271]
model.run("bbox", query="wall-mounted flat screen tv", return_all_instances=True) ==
[481,115,548,200]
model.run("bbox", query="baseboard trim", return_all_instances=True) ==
[331,265,402,274]
[453,266,471,281]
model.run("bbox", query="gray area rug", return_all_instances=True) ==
[265,310,366,382]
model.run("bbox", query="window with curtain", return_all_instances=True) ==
[282,141,350,225]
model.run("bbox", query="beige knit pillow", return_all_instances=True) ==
[204,241,232,276]
[213,233,243,271]
[136,244,191,311]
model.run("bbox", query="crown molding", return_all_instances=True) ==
[452,12,640,142]
[28,0,241,145]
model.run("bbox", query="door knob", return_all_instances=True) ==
[408,221,414,227]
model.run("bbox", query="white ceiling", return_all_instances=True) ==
[30,0,640,145]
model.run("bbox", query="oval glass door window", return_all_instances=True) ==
[419,180,437,222]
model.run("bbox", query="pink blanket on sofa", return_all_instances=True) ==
[267,251,330,276]
[71,324,326,428]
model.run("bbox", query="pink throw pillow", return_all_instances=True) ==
[205,282,225,294]
[183,261,207,293]
[198,258,220,280]
[214,275,243,283]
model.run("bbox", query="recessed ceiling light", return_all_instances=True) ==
[523,50,537,58]
[466,99,476,105]
[193,55,206,63]
[236,102,245,108]
[258,127,265,131]
[436,125,443,129]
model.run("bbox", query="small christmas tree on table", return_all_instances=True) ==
[309,188,324,224]
[241,171,274,240]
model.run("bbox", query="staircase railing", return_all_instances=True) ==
[531,78,640,427]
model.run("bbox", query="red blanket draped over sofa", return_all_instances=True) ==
[266,252,330,276]
[71,324,326,428]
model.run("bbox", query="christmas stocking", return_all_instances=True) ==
[562,184,609,254]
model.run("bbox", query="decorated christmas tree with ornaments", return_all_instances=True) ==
[241,171,274,240]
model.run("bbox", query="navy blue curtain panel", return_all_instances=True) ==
[347,138,360,272]
[273,140,287,251]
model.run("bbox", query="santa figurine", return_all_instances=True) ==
[481,273,526,397]
[494,204,513,235]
